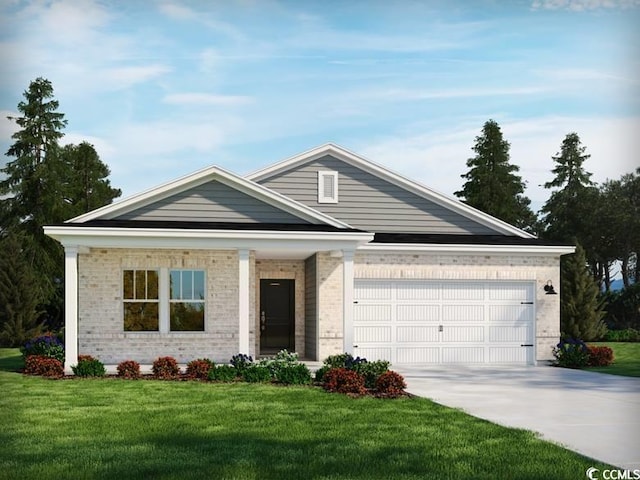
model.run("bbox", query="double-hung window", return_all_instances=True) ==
[169,270,205,331]
[123,269,205,332]
[123,270,159,331]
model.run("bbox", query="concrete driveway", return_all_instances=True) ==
[395,365,640,471]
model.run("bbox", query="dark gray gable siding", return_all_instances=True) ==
[257,155,498,234]
[114,180,312,224]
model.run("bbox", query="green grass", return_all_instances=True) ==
[585,342,640,377]
[0,348,23,372]
[0,353,611,480]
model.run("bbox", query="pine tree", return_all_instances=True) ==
[60,142,121,218]
[455,119,536,232]
[560,244,607,341]
[0,233,46,347]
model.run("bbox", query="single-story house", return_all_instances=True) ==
[44,144,574,373]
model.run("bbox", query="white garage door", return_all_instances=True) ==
[353,280,535,365]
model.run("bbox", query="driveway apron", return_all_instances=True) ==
[396,365,640,471]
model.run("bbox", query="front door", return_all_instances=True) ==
[260,279,294,355]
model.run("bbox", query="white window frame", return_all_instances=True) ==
[122,269,160,332]
[168,269,206,332]
[123,268,206,334]
[318,170,338,204]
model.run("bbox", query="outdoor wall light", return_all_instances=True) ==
[544,280,557,295]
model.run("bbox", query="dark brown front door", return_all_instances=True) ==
[260,279,294,355]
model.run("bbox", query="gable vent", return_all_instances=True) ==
[318,171,338,204]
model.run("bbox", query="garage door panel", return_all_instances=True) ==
[396,282,440,300]
[442,347,484,363]
[357,347,392,362]
[397,304,439,321]
[488,305,534,322]
[397,347,439,364]
[396,326,439,342]
[489,325,532,343]
[442,326,484,342]
[442,283,484,300]
[355,281,392,300]
[354,304,392,322]
[487,283,534,301]
[489,347,528,363]
[442,305,484,322]
[354,326,391,343]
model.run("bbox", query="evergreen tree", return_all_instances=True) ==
[560,244,607,341]
[0,77,68,301]
[0,233,46,347]
[540,132,596,244]
[455,119,536,232]
[60,142,121,218]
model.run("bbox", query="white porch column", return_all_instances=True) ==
[238,249,250,355]
[342,249,355,354]
[63,246,79,374]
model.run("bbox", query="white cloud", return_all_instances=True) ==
[360,115,640,212]
[163,93,253,106]
[351,86,549,102]
[101,65,172,89]
[531,0,640,10]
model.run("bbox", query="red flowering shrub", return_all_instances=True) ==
[152,356,180,379]
[587,346,614,367]
[186,358,214,380]
[322,368,367,396]
[77,355,96,363]
[117,360,141,379]
[375,371,407,397]
[24,355,64,378]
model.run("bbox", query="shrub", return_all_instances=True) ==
[587,346,615,367]
[186,358,214,380]
[152,356,180,379]
[275,363,311,385]
[72,357,106,377]
[323,353,367,370]
[315,365,329,383]
[603,328,640,342]
[323,368,367,396]
[117,360,141,379]
[21,333,64,362]
[260,349,300,377]
[24,355,64,377]
[552,338,589,368]
[208,364,238,382]
[230,353,253,374]
[354,360,390,389]
[242,364,272,383]
[375,371,407,397]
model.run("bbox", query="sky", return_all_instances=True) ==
[1,0,639,213]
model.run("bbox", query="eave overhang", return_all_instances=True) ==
[358,243,576,256]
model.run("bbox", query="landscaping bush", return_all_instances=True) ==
[260,349,300,378]
[186,358,214,380]
[117,360,141,379]
[21,333,64,362]
[323,353,367,370]
[208,364,237,382]
[323,368,367,396]
[354,360,390,389]
[375,371,407,397]
[152,356,180,379]
[552,338,589,368]
[24,355,64,377]
[275,363,311,385]
[587,346,615,367]
[242,364,272,383]
[230,353,253,375]
[72,357,106,377]
[315,365,329,383]
[603,328,640,342]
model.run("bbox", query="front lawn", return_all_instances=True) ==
[0,350,611,480]
[585,342,640,377]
